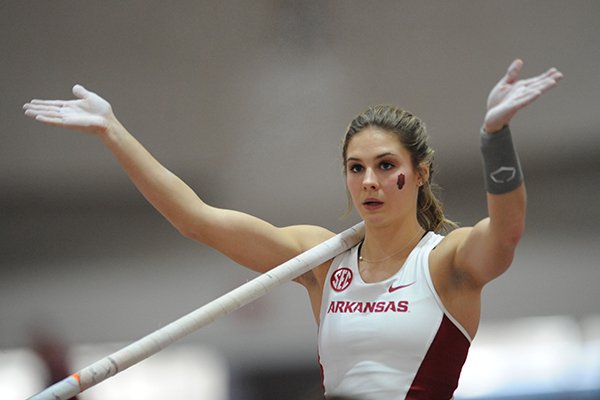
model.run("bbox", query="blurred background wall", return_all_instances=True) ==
[1,1,599,399]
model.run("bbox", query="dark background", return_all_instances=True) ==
[1,1,599,398]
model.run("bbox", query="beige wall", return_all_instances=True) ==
[1,1,599,366]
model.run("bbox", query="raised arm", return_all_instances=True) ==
[453,59,563,286]
[23,85,334,273]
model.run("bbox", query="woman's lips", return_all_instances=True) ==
[363,198,383,210]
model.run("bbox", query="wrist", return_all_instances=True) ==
[483,122,506,134]
[99,114,126,143]
[480,125,523,194]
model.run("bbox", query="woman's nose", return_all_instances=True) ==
[362,169,379,190]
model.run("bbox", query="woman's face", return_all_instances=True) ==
[345,127,425,226]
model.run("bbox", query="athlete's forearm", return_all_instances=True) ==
[481,126,527,249]
[486,184,526,249]
[99,117,208,236]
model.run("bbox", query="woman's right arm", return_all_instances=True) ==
[23,85,335,274]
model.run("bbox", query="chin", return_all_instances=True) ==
[359,213,389,227]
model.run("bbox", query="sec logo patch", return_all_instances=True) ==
[330,267,353,292]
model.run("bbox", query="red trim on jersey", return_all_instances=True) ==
[318,354,326,396]
[406,315,470,399]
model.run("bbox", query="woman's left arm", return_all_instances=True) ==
[455,59,563,287]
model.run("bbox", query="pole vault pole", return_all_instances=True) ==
[27,222,364,400]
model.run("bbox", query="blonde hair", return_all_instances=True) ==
[342,105,457,233]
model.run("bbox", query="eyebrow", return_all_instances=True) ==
[346,152,397,162]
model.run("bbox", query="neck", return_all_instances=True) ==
[360,219,425,263]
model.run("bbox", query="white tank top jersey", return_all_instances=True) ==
[318,232,472,400]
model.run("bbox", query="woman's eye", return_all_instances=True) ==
[380,162,394,170]
[349,164,363,173]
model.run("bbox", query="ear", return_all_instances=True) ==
[417,162,430,186]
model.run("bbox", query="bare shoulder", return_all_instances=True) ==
[284,224,337,250]
[289,225,337,288]
[433,227,472,256]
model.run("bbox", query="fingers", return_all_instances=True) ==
[23,104,63,122]
[521,67,563,86]
[546,67,564,83]
[503,59,564,90]
[72,84,90,99]
[22,83,90,110]
[23,101,62,116]
[25,99,68,107]
[515,67,562,99]
[23,97,78,115]
[508,71,561,108]
[23,102,53,115]
[31,114,65,126]
[503,59,524,84]
[23,90,83,117]
[23,98,73,124]
[501,70,562,117]
[485,62,562,130]
[528,75,561,94]
[543,67,563,79]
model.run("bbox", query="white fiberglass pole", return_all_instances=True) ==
[27,222,364,400]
